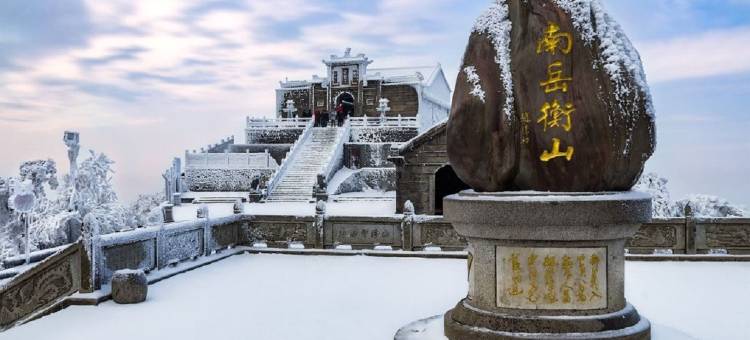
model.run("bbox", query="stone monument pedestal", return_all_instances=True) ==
[396,191,652,340]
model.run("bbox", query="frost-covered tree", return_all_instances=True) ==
[18,159,59,197]
[635,172,746,218]
[633,172,681,218]
[676,195,745,218]
[130,193,165,227]
[0,178,11,226]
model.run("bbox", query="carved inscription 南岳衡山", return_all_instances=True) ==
[497,247,607,310]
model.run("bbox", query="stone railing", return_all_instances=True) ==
[627,217,750,255]
[91,215,245,289]
[319,120,352,185]
[264,119,315,198]
[349,116,418,128]
[185,151,278,170]
[0,240,90,330]
[246,117,312,130]
[241,213,750,254]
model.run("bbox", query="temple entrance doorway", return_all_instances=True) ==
[434,165,470,215]
[336,92,355,116]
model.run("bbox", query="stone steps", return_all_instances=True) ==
[266,127,343,201]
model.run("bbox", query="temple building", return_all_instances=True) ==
[276,48,452,132]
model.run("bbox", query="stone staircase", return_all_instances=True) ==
[266,127,343,202]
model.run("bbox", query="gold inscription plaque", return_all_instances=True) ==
[497,247,607,310]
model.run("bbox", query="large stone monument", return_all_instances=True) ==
[396,0,655,339]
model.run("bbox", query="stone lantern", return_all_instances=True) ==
[377,98,391,123]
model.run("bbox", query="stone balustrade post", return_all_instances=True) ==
[315,200,327,249]
[401,200,415,251]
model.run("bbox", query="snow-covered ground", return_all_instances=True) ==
[3,255,748,340]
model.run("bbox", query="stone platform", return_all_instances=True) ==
[399,191,653,340]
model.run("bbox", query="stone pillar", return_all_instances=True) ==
[401,200,415,251]
[442,191,652,340]
[315,200,326,249]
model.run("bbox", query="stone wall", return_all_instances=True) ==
[293,82,420,118]
[185,169,273,192]
[344,143,395,169]
[329,168,396,195]
[350,127,418,143]
[394,128,449,215]
[281,89,312,118]
[246,128,304,144]
[381,84,419,115]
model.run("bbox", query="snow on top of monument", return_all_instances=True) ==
[553,0,655,117]
[472,0,514,121]
[463,66,486,103]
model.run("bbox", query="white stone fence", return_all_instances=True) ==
[185,151,278,170]
[246,117,312,130]
[349,116,418,128]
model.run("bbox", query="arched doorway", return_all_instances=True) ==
[335,92,355,116]
[434,165,470,215]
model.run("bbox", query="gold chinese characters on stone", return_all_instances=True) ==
[497,247,607,310]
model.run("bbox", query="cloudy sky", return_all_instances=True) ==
[0,0,748,207]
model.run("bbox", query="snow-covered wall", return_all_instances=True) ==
[246,128,304,144]
[328,168,396,195]
[185,169,273,192]
[344,143,395,169]
[350,127,418,143]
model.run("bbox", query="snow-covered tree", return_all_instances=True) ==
[633,172,681,218]
[130,193,165,227]
[676,195,745,218]
[635,172,746,218]
[0,177,11,226]
[18,159,59,197]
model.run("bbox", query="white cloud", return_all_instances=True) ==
[639,26,750,83]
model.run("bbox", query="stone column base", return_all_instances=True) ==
[395,310,649,340]
[396,191,654,340]
[445,301,650,340]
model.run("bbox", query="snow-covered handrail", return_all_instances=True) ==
[185,151,277,170]
[318,120,352,184]
[246,117,312,130]
[349,116,418,128]
[264,119,315,198]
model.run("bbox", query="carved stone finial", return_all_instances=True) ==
[404,200,415,215]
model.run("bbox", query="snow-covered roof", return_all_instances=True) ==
[398,119,448,155]
[367,64,442,86]
[323,48,373,66]
[279,64,445,90]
